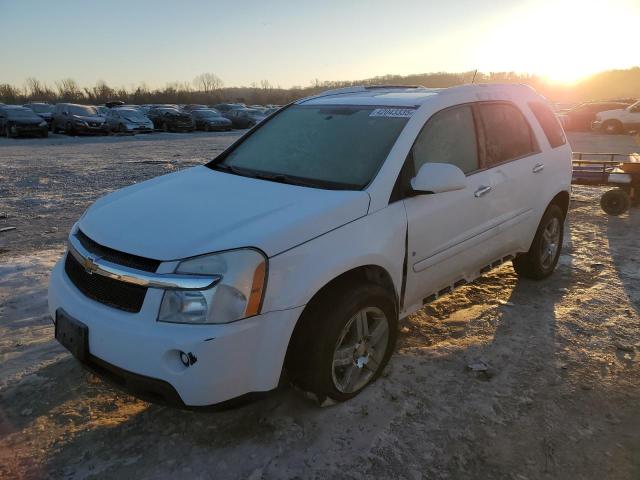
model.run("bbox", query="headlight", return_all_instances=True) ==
[39,121,47,127]
[74,119,87,126]
[158,249,267,324]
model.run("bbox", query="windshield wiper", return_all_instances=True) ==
[210,163,360,190]
[211,163,251,176]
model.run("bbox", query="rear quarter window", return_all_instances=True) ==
[528,102,566,149]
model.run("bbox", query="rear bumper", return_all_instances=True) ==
[48,257,303,406]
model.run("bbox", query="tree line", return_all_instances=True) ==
[1,68,638,106]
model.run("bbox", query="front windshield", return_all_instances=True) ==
[117,109,147,121]
[69,105,98,116]
[211,104,412,189]
[27,104,52,113]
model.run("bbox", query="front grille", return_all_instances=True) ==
[65,253,147,313]
[65,230,161,313]
[76,230,160,272]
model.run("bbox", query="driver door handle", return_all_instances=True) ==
[533,163,545,173]
[474,185,492,198]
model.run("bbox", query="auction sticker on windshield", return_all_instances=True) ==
[369,108,416,118]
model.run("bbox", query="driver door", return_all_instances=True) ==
[402,104,504,310]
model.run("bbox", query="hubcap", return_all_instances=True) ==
[331,307,389,394]
[540,217,560,269]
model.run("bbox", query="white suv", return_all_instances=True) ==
[48,84,572,407]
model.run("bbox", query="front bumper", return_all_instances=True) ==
[74,123,108,134]
[10,124,47,136]
[48,256,303,406]
[125,124,154,133]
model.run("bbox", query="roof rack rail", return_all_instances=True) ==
[310,84,427,99]
[364,85,424,90]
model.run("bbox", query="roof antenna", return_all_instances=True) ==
[471,69,478,84]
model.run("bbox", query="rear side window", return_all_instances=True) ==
[478,103,537,166]
[528,101,566,148]
[411,105,479,174]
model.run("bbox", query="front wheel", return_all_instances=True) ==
[286,283,397,403]
[513,204,564,280]
[602,120,623,134]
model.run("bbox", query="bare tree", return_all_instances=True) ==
[55,78,82,102]
[192,73,223,94]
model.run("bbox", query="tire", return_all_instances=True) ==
[600,188,630,216]
[162,122,169,132]
[5,123,12,138]
[65,121,74,136]
[41,130,48,138]
[513,204,564,280]
[118,123,126,134]
[602,120,623,134]
[286,283,397,403]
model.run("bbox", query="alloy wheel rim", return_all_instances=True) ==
[540,217,560,269]
[331,306,389,394]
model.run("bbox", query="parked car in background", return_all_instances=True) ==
[23,102,54,128]
[592,101,640,134]
[105,107,154,134]
[48,84,571,407]
[0,105,49,137]
[190,109,233,131]
[105,101,125,109]
[224,108,266,128]
[264,106,281,116]
[211,103,243,113]
[147,107,194,132]
[558,101,631,131]
[182,104,208,113]
[52,104,107,135]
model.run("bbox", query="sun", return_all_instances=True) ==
[474,0,638,84]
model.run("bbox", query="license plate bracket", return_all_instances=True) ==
[55,310,89,361]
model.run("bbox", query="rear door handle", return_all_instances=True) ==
[474,185,492,197]
[533,163,545,173]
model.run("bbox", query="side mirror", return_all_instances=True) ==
[410,163,467,194]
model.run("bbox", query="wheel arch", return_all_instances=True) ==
[282,263,398,389]
[549,190,570,219]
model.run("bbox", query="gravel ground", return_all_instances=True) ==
[0,131,639,479]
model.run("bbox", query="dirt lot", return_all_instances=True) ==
[0,131,639,479]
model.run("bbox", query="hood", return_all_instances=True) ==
[79,166,370,260]
[9,116,43,124]
[596,108,627,120]
[73,115,104,123]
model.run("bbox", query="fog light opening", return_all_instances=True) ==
[179,351,198,367]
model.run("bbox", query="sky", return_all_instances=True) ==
[0,0,638,90]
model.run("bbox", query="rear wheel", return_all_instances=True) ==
[65,121,74,136]
[600,188,630,216]
[5,123,12,138]
[286,283,397,403]
[513,204,564,280]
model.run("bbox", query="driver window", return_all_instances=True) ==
[411,105,479,175]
